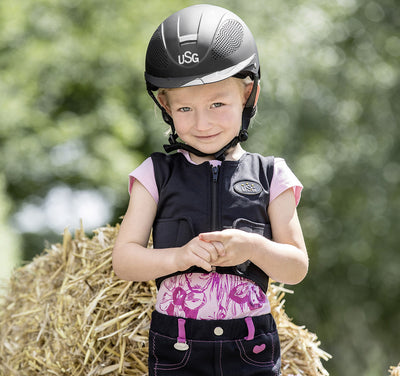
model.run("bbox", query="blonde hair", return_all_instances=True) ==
[158,76,254,105]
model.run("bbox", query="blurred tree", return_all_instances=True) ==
[0,175,20,281]
[241,1,400,375]
[0,0,190,258]
[0,0,399,375]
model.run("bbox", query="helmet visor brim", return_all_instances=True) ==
[145,54,258,90]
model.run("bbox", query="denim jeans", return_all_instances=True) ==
[148,311,281,376]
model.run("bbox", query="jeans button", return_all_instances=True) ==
[174,342,189,351]
[214,326,224,336]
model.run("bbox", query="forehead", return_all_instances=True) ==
[166,77,244,101]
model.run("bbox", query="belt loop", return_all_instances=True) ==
[174,318,189,351]
[244,317,255,341]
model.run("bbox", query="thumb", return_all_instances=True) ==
[199,232,225,257]
[199,232,221,242]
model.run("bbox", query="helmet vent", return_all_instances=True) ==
[147,28,169,69]
[211,19,244,60]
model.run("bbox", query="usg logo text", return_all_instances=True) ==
[178,51,199,65]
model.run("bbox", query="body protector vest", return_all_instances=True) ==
[151,152,274,292]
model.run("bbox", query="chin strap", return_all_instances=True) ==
[148,75,259,161]
[163,133,210,158]
[163,129,248,161]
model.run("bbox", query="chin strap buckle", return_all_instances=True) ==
[238,129,248,142]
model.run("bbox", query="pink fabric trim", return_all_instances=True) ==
[270,158,303,206]
[244,317,255,340]
[129,157,159,202]
[177,318,187,343]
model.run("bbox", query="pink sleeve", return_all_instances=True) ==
[128,157,159,203]
[270,158,303,206]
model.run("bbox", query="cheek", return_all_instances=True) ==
[172,116,192,136]
[217,108,242,127]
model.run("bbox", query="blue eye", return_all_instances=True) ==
[212,102,224,108]
[178,107,191,112]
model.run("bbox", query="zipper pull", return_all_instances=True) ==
[212,165,219,182]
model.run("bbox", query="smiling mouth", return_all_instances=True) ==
[195,133,221,140]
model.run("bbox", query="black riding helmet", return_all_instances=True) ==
[145,4,260,160]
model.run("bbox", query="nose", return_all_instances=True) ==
[194,109,213,131]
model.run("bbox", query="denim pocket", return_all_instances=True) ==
[235,331,281,373]
[148,331,191,373]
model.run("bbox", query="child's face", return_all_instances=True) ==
[158,78,252,159]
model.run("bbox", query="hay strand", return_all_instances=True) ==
[390,363,400,376]
[0,225,331,375]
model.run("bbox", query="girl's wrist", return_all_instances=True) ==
[248,232,271,264]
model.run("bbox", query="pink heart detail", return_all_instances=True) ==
[253,344,266,354]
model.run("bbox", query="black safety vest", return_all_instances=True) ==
[151,152,274,292]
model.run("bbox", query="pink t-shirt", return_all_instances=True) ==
[129,151,303,320]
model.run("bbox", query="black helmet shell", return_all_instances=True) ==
[145,4,260,89]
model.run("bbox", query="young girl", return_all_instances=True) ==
[113,4,308,376]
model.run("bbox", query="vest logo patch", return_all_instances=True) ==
[233,181,262,195]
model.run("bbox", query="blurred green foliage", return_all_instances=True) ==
[1,0,399,375]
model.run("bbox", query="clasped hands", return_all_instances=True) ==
[177,229,256,273]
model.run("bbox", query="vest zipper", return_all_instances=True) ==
[211,165,219,231]
[211,165,219,273]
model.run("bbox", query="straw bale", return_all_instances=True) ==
[389,363,400,376]
[0,225,331,376]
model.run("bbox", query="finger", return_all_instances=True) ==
[205,241,221,262]
[199,233,226,258]
[190,241,216,263]
[192,252,212,271]
[199,231,223,243]
[211,241,225,257]
[197,259,212,272]
[193,244,213,263]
